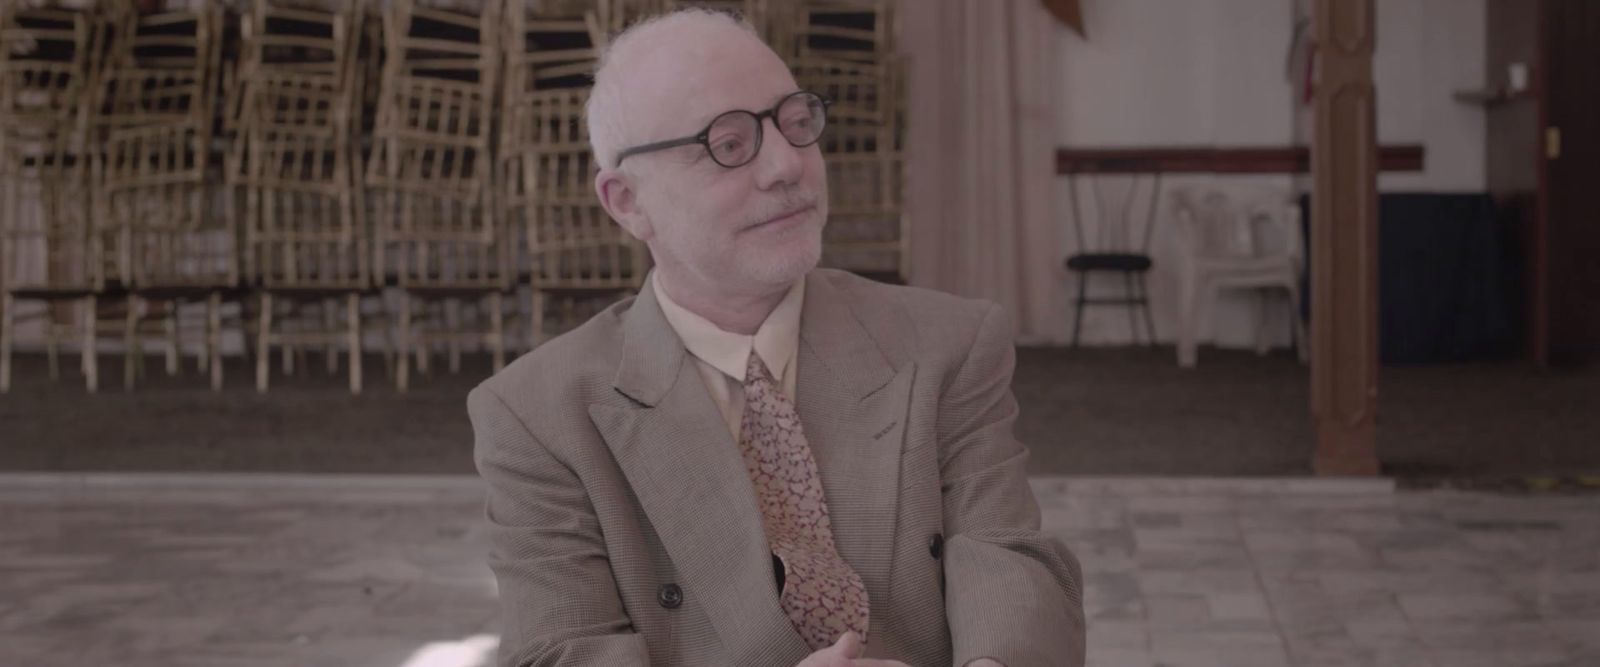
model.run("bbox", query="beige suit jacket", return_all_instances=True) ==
[468,268,1086,667]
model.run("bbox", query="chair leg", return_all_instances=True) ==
[397,290,411,392]
[83,295,97,394]
[381,315,397,382]
[208,291,222,391]
[1137,273,1158,346]
[1287,283,1310,364]
[530,289,546,350]
[0,292,13,393]
[490,291,505,374]
[1195,281,1218,358]
[256,292,271,393]
[125,294,140,392]
[238,295,254,366]
[417,302,432,376]
[281,330,294,377]
[1070,271,1087,347]
[45,311,59,382]
[197,326,208,375]
[447,297,462,374]
[324,298,340,376]
[1177,278,1200,368]
[379,293,395,382]
[165,300,180,376]
[195,298,208,376]
[1121,271,1142,346]
[347,293,362,396]
[133,312,147,381]
[1253,290,1272,356]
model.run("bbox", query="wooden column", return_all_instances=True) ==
[1310,0,1381,475]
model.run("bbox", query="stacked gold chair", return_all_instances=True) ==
[3,0,908,394]
[661,0,770,31]
[786,0,894,62]
[786,0,905,283]
[0,3,106,393]
[229,0,369,393]
[367,0,504,391]
[501,0,647,348]
[502,0,600,91]
[93,1,229,390]
[530,0,648,37]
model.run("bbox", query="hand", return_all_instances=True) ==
[794,632,911,667]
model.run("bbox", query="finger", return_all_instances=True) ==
[851,660,910,667]
[833,631,863,658]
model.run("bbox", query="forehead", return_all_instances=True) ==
[622,24,800,138]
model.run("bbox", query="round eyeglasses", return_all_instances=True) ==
[613,91,831,169]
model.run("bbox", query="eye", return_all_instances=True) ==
[781,114,813,132]
[711,135,745,158]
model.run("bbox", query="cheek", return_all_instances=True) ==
[695,183,758,235]
[639,180,700,239]
[649,190,727,253]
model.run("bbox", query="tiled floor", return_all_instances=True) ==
[2,474,1597,667]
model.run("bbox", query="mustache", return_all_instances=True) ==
[747,192,822,227]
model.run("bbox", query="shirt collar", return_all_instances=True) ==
[652,274,806,383]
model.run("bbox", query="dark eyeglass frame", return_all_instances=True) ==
[613,90,831,168]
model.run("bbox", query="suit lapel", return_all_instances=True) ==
[796,273,914,609]
[588,280,811,665]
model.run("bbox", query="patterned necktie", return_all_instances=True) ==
[737,351,870,651]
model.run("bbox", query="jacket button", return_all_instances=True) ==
[657,583,683,609]
[928,533,944,560]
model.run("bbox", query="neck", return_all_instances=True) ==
[654,270,794,336]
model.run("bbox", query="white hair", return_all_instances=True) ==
[585,8,761,171]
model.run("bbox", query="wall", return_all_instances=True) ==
[1374,0,1490,192]
[1055,0,1488,348]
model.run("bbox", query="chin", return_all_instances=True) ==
[744,241,821,287]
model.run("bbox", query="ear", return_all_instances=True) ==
[595,167,653,242]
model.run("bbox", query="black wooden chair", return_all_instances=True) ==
[1065,173,1160,346]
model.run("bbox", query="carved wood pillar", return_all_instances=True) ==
[1310,0,1381,475]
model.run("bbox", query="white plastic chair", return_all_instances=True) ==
[1172,186,1308,368]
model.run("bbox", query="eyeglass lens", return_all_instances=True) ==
[705,92,827,167]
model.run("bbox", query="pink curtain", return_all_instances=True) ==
[902,0,1069,343]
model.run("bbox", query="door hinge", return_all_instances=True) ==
[1547,126,1562,159]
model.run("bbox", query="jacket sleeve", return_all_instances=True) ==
[936,304,1087,667]
[468,385,651,667]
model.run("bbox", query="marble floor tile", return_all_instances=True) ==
[1287,645,1439,667]
[1149,645,1293,667]
[1396,592,1538,623]
[1086,619,1149,649]
[1542,620,1600,652]
[1407,619,1559,650]
[1086,646,1155,667]
[1205,591,1274,620]
[3,473,1600,667]
[1418,647,1576,667]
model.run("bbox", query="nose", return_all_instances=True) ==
[751,116,805,190]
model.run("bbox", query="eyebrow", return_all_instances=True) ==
[682,89,804,133]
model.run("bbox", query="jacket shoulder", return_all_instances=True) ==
[471,294,631,425]
[814,268,1000,357]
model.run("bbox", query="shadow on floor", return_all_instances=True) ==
[2,346,1596,477]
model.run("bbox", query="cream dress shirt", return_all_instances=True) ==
[651,275,804,441]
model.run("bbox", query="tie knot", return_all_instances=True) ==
[744,350,774,387]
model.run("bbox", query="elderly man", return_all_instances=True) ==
[468,9,1085,667]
